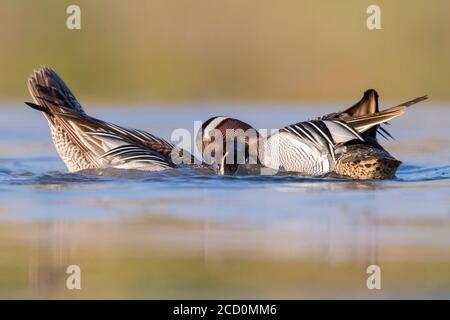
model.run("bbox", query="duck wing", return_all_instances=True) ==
[319,89,427,141]
[344,95,428,134]
[281,119,364,162]
[25,66,196,170]
[320,89,380,120]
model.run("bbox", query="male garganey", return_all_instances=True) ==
[198,90,427,179]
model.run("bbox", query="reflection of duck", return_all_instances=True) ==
[199,90,427,179]
[26,67,202,173]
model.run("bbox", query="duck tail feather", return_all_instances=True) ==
[24,101,51,115]
[345,107,405,133]
[342,89,380,117]
[27,66,85,115]
[391,95,428,109]
[345,94,428,134]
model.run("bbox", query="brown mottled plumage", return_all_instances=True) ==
[334,144,401,180]
[328,89,426,179]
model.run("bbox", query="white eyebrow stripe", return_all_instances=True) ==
[203,117,228,139]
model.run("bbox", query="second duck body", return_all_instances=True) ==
[198,90,427,179]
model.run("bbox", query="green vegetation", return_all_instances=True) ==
[0,0,449,103]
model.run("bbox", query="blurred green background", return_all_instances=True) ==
[0,0,449,103]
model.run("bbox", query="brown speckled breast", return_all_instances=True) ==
[334,144,402,180]
[49,123,97,172]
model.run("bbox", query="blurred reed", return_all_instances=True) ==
[0,0,449,104]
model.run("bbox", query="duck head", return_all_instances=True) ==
[197,116,260,175]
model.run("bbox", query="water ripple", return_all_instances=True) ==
[397,164,450,182]
[1,162,449,188]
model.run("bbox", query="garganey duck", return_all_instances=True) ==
[197,116,261,175]
[198,90,427,179]
[26,67,201,173]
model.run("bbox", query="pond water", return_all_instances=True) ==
[0,103,449,299]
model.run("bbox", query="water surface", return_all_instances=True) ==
[0,104,449,299]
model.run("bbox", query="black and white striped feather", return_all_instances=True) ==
[25,66,197,171]
[99,144,172,168]
[281,119,364,161]
[50,110,180,169]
